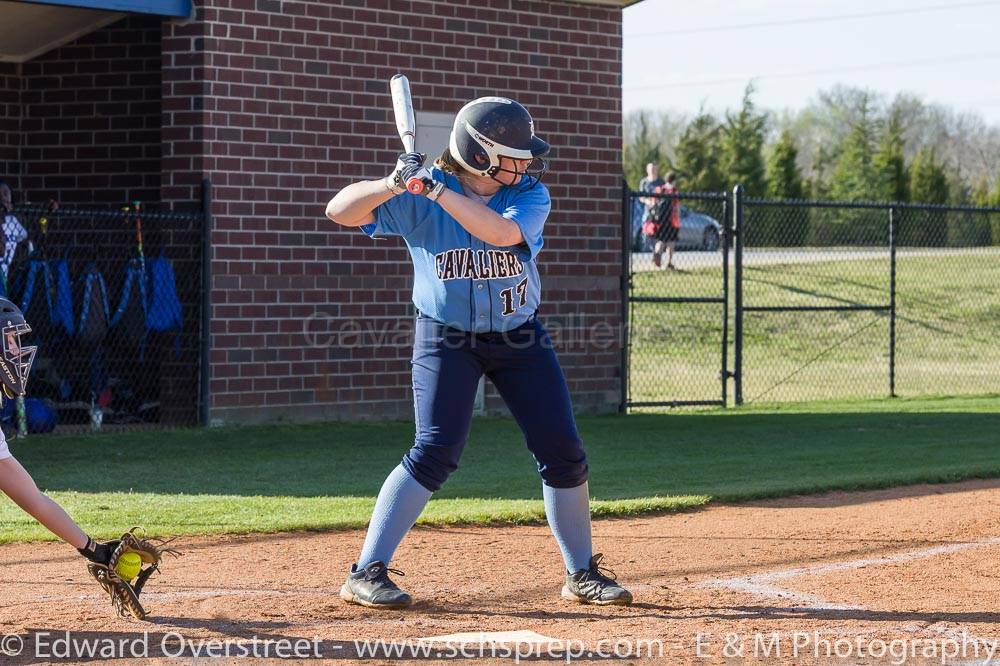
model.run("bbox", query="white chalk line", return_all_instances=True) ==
[697,537,1000,664]
[710,580,859,610]
[26,586,344,606]
[699,537,1000,597]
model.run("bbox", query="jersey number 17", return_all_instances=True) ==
[499,277,528,316]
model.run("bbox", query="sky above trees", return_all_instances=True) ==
[623,0,1000,124]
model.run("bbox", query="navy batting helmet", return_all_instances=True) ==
[449,97,550,190]
[0,298,36,399]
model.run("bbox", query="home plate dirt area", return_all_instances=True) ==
[1,479,999,664]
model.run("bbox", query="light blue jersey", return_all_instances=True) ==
[361,166,550,333]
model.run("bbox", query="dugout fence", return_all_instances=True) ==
[623,183,1000,410]
[3,183,210,436]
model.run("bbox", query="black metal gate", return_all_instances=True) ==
[623,183,1000,410]
[621,183,730,410]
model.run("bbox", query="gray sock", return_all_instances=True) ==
[356,464,432,568]
[543,482,593,573]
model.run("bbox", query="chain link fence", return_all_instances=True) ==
[2,202,205,435]
[891,206,1000,398]
[624,185,1000,409]
[623,187,729,408]
[737,199,893,404]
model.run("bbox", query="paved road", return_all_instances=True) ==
[631,247,1000,271]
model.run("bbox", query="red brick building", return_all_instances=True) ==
[0,0,628,425]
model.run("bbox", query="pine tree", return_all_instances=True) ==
[720,84,768,196]
[762,130,807,246]
[947,174,972,206]
[989,177,1000,245]
[829,103,881,203]
[873,111,908,202]
[822,101,884,244]
[955,177,994,246]
[804,143,833,200]
[673,111,725,193]
[909,148,950,204]
[970,177,992,207]
[906,148,950,246]
[765,130,804,199]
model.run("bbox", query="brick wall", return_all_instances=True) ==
[162,0,624,424]
[0,63,20,180]
[18,16,162,206]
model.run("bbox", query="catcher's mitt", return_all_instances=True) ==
[87,527,180,620]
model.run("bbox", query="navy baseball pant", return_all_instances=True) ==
[402,313,589,492]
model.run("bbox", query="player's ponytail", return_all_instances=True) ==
[433,148,463,176]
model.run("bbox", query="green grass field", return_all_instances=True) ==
[629,250,1000,404]
[1,395,997,543]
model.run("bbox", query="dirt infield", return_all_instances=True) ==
[2,479,999,664]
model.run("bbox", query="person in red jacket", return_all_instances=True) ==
[651,172,681,270]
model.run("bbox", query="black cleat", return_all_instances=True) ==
[340,561,413,609]
[561,554,633,606]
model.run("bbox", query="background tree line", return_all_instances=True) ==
[625,84,1000,206]
[624,84,1000,246]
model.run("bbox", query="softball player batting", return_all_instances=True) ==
[325,97,633,609]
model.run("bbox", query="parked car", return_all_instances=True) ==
[630,202,723,252]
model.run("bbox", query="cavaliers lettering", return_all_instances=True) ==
[434,249,524,281]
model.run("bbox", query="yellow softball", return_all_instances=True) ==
[115,552,142,581]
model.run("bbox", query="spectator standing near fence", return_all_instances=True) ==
[638,162,664,220]
[651,171,681,270]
